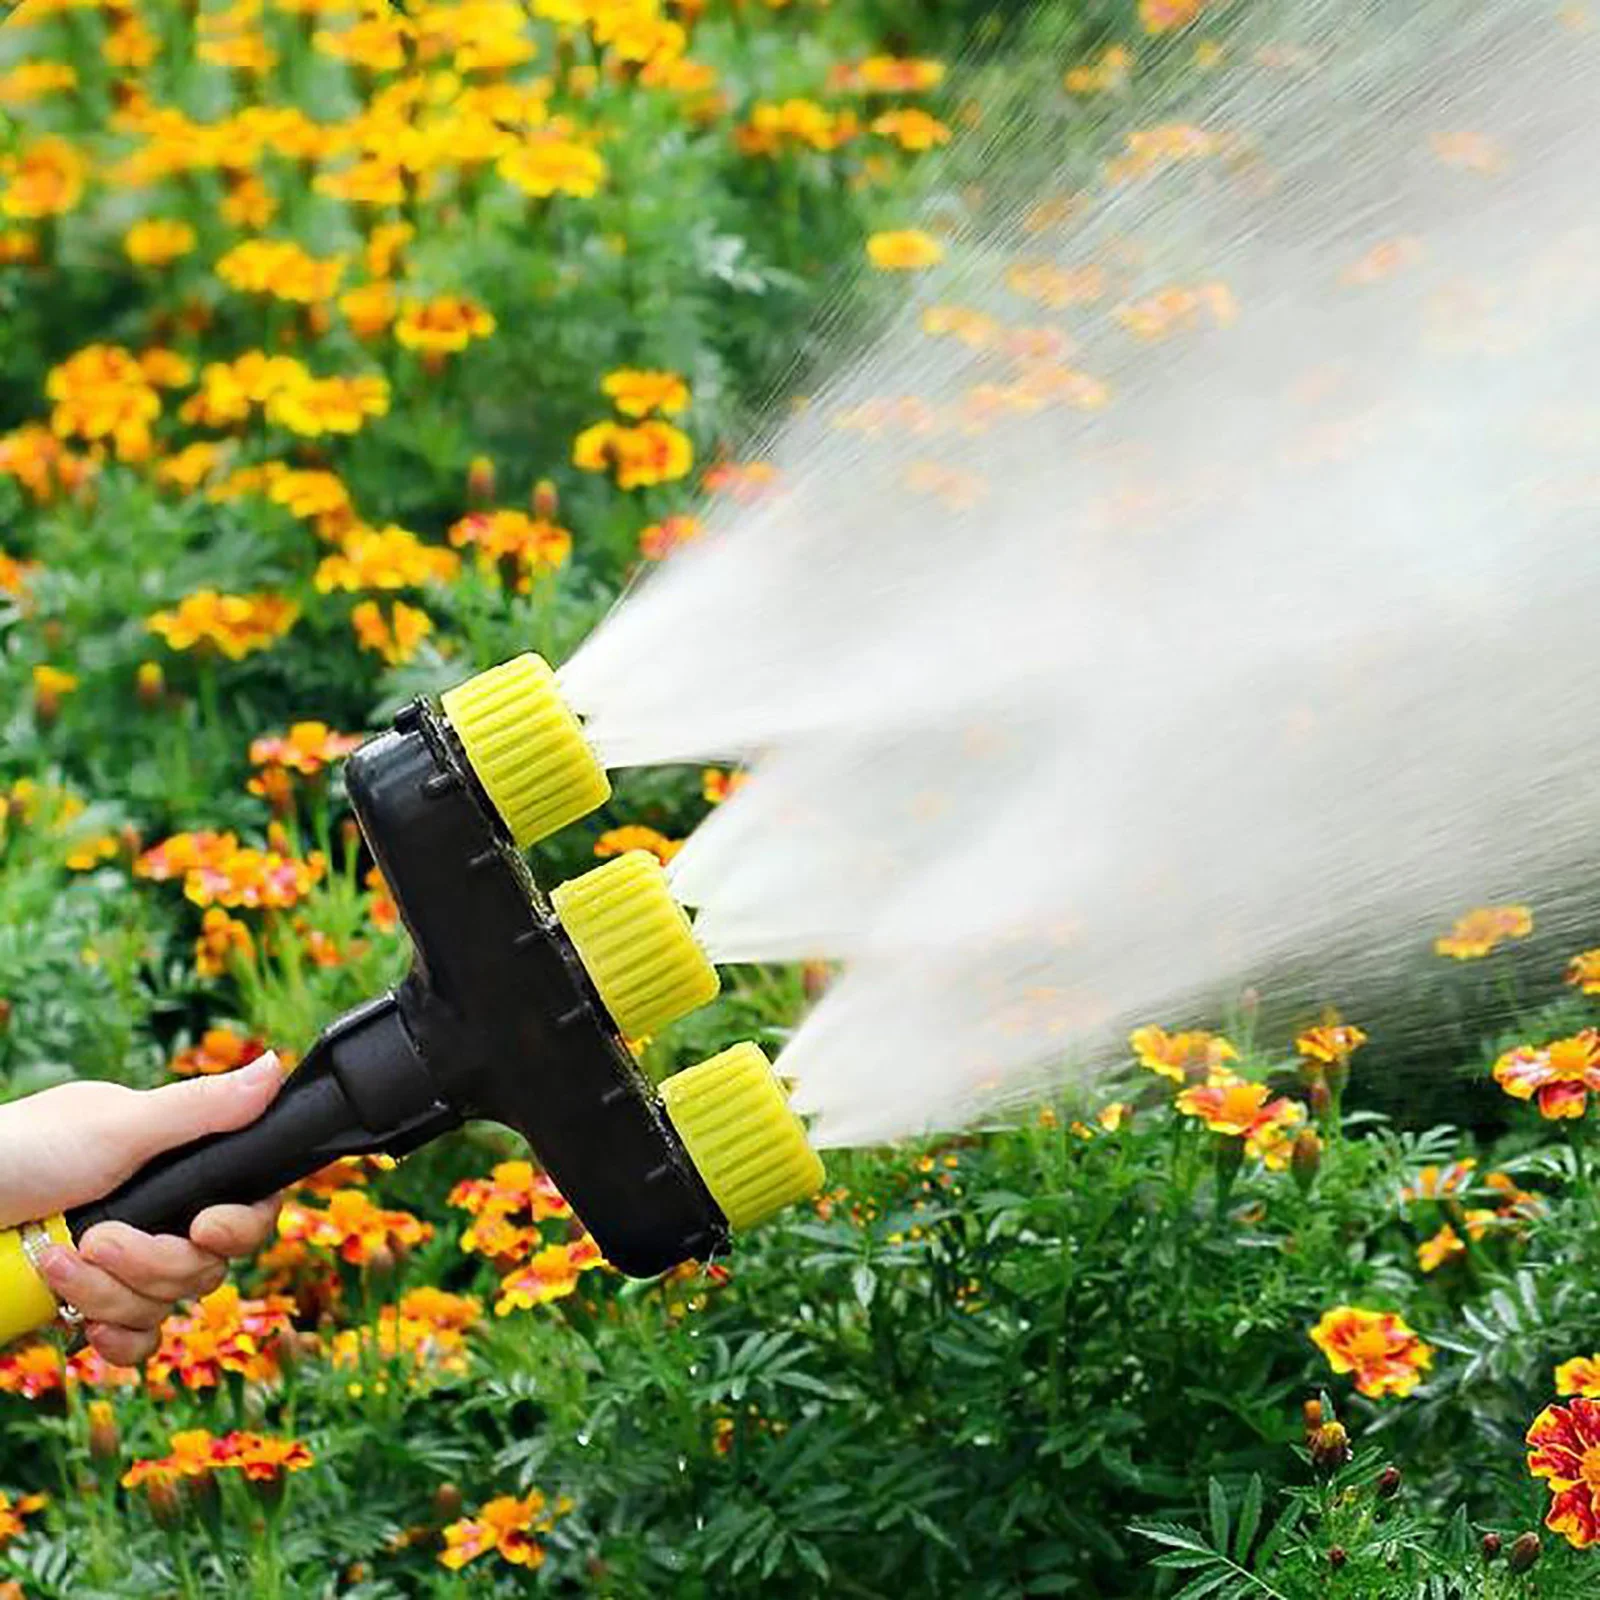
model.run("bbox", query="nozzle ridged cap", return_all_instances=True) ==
[659,1043,825,1230]
[441,654,609,848]
[552,851,720,1040]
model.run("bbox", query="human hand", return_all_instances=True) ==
[0,1053,286,1365]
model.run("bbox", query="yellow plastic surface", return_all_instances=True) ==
[0,1214,70,1349]
[441,654,610,848]
[552,852,720,1040]
[659,1043,825,1230]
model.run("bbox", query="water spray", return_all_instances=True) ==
[0,655,823,1346]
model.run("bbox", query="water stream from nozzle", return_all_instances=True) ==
[557,0,1600,1147]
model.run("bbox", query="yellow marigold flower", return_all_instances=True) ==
[148,590,300,659]
[0,60,77,106]
[1417,1224,1466,1273]
[867,229,944,271]
[279,1187,433,1266]
[735,98,857,156]
[1493,1031,1600,1120]
[363,221,414,279]
[172,1026,267,1076]
[314,525,460,593]
[0,228,40,265]
[702,769,746,804]
[1140,0,1208,33]
[217,239,346,304]
[871,109,951,152]
[0,1488,47,1548]
[571,419,693,489]
[315,157,408,207]
[351,598,433,665]
[63,832,117,872]
[193,912,254,979]
[1295,1023,1367,1064]
[182,353,311,430]
[329,1295,478,1378]
[448,510,571,584]
[32,663,78,700]
[124,218,197,268]
[602,368,689,418]
[1176,1071,1305,1167]
[498,134,607,198]
[339,280,397,338]
[138,348,193,389]
[46,344,162,463]
[198,32,278,74]
[1065,45,1132,95]
[1526,1397,1600,1548]
[267,373,390,437]
[1567,949,1600,994]
[439,1490,571,1570]
[105,11,157,68]
[1310,1306,1434,1400]
[1129,1024,1236,1083]
[267,469,353,526]
[315,14,413,72]
[222,172,277,230]
[639,513,702,560]
[495,1236,603,1315]
[0,135,87,219]
[395,295,497,355]
[1436,904,1534,959]
[1556,1355,1600,1398]
[594,825,681,865]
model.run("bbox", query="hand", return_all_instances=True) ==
[0,1053,286,1366]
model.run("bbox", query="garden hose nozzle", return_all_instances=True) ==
[0,652,824,1348]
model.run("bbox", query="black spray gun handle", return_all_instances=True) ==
[65,996,459,1242]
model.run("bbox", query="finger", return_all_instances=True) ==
[37,1246,170,1332]
[117,1052,285,1169]
[86,1322,161,1368]
[190,1196,281,1259]
[78,1222,228,1303]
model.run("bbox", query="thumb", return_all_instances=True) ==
[121,1052,285,1166]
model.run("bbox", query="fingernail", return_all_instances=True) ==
[38,1246,77,1284]
[242,1051,281,1083]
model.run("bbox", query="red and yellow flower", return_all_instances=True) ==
[0,1491,46,1548]
[1435,904,1533,959]
[1295,1023,1367,1064]
[1175,1071,1305,1168]
[171,1027,267,1078]
[1129,1024,1236,1083]
[602,368,690,418]
[1527,1396,1600,1548]
[1310,1306,1434,1400]
[1556,1355,1600,1399]
[395,296,497,356]
[146,1286,296,1390]
[594,825,681,865]
[439,1490,571,1570]
[1493,1031,1600,1119]
[277,1188,433,1267]
[572,419,694,489]
[496,1237,604,1314]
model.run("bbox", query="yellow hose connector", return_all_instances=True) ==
[0,1214,70,1349]
[659,1043,824,1229]
[552,851,720,1041]
[441,653,610,848]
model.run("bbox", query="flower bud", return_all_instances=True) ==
[1328,1546,1347,1570]
[87,1400,120,1466]
[136,661,165,706]
[1302,1397,1324,1435]
[144,1473,185,1530]
[532,477,559,520]
[1506,1532,1540,1573]
[1376,1465,1401,1499]
[1481,1532,1501,1562]
[1309,1078,1333,1118]
[432,1482,464,1522]
[1291,1128,1322,1194]
[467,455,496,505]
[1308,1420,1352,1473]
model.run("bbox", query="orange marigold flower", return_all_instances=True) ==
[0,135,87,219]
[1435,904,1533,959]
[147,1286,295,1391]
[1493,1031,1600,1119]
[156,441,227,494]
[1295,1023,1368,1064]
[124,218,196,267]
[496,1238,604,1315]
[136,830,238,883]
[1176,1071,1305,1167]
[1108,122,1220,181]
[835,55,946,94]
[498,134,607,199]
[1527,1397,1600,1548]
[46,344,162,463]
[702,458,778,501]
[351,598,433,665]
[735,98,858,156]
[594,825,681,865]
[395,295,497,355]
[870,109,951,152]
[315,13,413,71]
[171,1026,267,1077]
[449,510,572,583]
[702,768,746,805]
[339,280,398,339]
[0,424,93,503]
[1115,282,1237,339]
[0,1491,46,1548]
[266,373,390,437]
[330,1288,482,1378]
[315,525,459,593]
[1556,1356,1600,1399]
[1399,1158,1476,1204]
[1417,1224,1466,1273]
[148,590,299,659]
[867,229,944,271]
[365,865,400,931]
[439,1490,570,1570]
[215,1431,313,1483]
[278,1188,433,1266]
[1140,0,1207,33]
[182,352,311,430]
[249,722,363,780]
[451,1159,572,1261]
[571,419,693,489]
[0,1343,66,1400]
[1129,1024,1236,1083]
[638,513,701,560]
[217,240,346,304]
[1567,949,1600,995]
[184,843,327,911]
[1310,1306,1434,1400]
[121,1428,222,1491]
[266,469,354,528]
[193,910,254,978]
[602,368,690,419]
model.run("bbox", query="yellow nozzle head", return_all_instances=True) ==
[552,851,719,1040]
[0,1214,70,1349]
[441,653,610,848]
[659,1043,824,1230]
